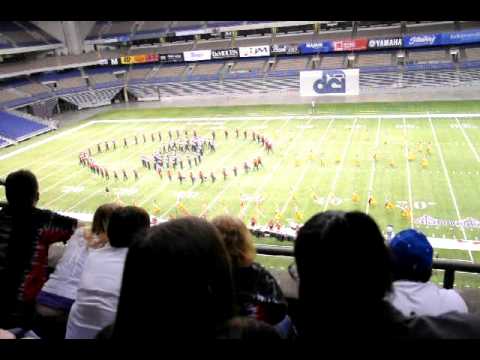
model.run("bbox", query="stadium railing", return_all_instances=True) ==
[255,244,480,290]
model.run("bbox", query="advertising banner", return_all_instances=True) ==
[298,41,333,54]
[367,37,403,49]
[300,69,359,97]
[403,33,441,48]
[120,54,159,65]
[238,45,270,58]
[183,49,212,62]
[211,48,240,59]
[159,53,184,63]
[332,38,368,52]
[270,44,300,55]
[439,29,480,45]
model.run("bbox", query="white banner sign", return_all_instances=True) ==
[239,45,270,58]
[183,50,212,62]
[300,69,359,97]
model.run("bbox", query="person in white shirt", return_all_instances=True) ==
[386,229,468,317]
[34,203,121,339]
[65,206,150,339]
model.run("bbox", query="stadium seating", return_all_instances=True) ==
[191,62,224,76]
[0,21,59,47]
[273,57,310,71]
[55,77,88,92]
[464,47,480,61]
[355,25,402,38]
[171,21,204,31]
[318,55,346,69]
[356,53,394,68]
[407,50,450,64]
[0,110,51,141]
[230,59,266,74]
[59,88,122,110]
[405,21,455,34]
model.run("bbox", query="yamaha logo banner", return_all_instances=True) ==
[300,69,359,97]
[368,37,403,49]
[239,45,270,58]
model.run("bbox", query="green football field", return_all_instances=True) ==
[2,100,480,288]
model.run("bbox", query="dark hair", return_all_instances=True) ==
[4,170,39,210]
[112,216,235,339]
[294,211,393,337]
[216,317,281,340]
[107,206,150,248]
[392,259,432,283]
[91,203,122,235]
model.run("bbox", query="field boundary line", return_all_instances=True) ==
[0,122,95,162]
[141,118,256,209]
[239,117,315,218]
[323,118,358,212]
[428,116,472,262]
[455,117,480,162]
[403,117,415,228]
[279,117,335,215]
[366,117,382,214]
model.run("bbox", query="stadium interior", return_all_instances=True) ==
[2,20,480,339]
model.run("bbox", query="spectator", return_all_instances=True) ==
[211,215,290,337]
[111,216,235,339]
[33,203,122,339]
[65,206,150,339]
[0,170,78,329]
[294,211,480,339]
[386,229,468,317]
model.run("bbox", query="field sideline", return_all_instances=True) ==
[2,101,480,288]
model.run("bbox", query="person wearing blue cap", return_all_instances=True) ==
[387,229,468,317]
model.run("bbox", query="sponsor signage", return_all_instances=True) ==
[300,69,359,97]
[403,33,440,48]
[415,215,480,229]
[159,53,184,63]
[298,41,333,54]
[367,37,403,49]
[238,45,270,58]
[439,29,480,45]
[332,38,368,52]
[211,48,240,59]
[270,44,300,55]
[183,49,212,62]
[120,54,159,65]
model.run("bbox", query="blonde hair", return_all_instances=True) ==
[211,215,256,267]
[84,202,123,248]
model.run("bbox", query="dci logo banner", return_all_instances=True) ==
[300,69,359,97]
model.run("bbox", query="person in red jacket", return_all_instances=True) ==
[0,170,78,329]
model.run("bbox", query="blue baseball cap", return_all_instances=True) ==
[389,229,433,273]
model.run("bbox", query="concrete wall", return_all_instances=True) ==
[31,21,65,42]
[116,86,480,109]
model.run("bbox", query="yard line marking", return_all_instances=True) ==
[279,118,335,216]
[64,144,155,212]
[428,116,472,262]
[0,121,95,162]
[455,117,480,162]
[197,121,277,215]
[403,117,414,228]
[140,118,255,208]
[366,117,382,214]
[36,122,142,183]
[323,118,358,212]
[239,117,314,219]
[46,128,156,209]
[39,122,152,195]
